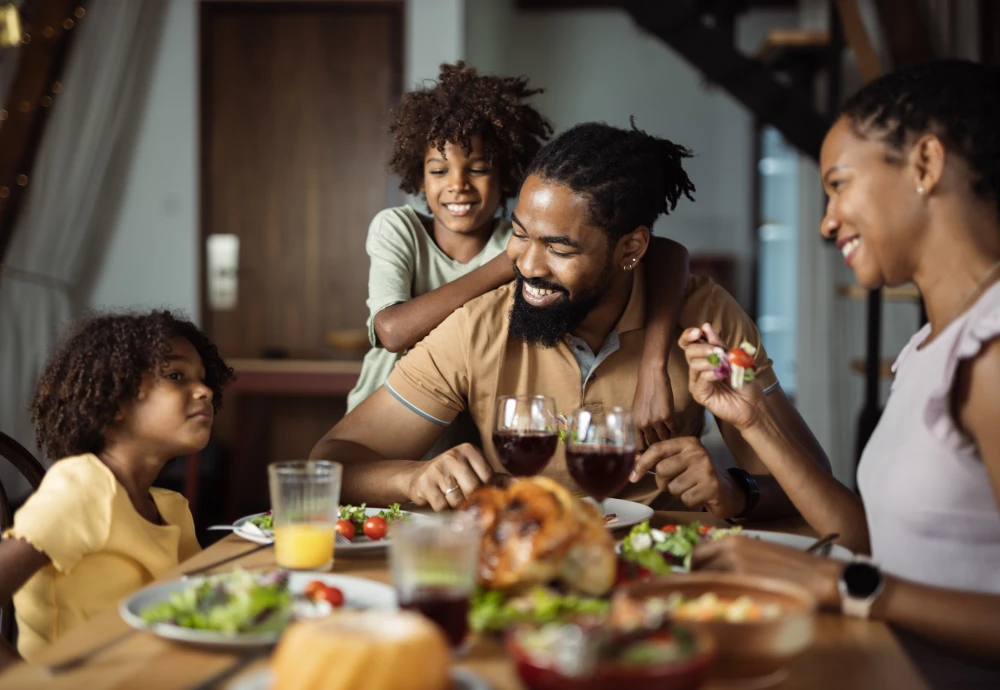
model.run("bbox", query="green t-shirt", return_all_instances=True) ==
[347,206,512,451]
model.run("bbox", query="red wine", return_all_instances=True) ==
[566,445,633,502]
[398,586,470,648]
[492,431,558,476]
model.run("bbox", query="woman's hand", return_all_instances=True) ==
[680,324,765,432]
[692,536,843,608]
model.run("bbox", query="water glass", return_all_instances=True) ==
[389,512,481,651]
[267,460,342,571]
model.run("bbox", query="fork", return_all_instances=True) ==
[805,533,840,557]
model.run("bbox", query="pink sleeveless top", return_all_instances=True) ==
[858,283,1000,594]
[858,284,1000,688]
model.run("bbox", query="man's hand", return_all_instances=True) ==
[405,443,496,511]
[630,437,746,518]
[632,363,676,451]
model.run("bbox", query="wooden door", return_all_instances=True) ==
[201,2,402,358]
[200,2,402,520]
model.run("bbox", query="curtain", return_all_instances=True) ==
[0,0,168,500]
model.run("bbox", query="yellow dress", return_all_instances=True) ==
[2,453,201,660]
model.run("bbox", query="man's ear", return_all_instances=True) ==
[617,225,651,270]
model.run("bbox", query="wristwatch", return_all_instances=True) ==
[838,557,885,618]
[725,467,760,519]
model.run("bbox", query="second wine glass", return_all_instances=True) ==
[565,406,636,506]
[492,394,559,477]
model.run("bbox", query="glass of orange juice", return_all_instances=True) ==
[267,460,342,571]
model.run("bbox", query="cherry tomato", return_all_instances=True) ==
[314,584,345,607]
[335,519,355,542]
[662,524,678,532]
[728,347,755,370]
[363,516,388,541]
[304,580,325,599]
[699,525,714,535]
[636,566,653,581]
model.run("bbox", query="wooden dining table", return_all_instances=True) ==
[0,511,930,690]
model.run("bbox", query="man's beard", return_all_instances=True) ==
[508,263,612,348]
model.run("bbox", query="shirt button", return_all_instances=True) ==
[576,345,586,352]
[588,374,596,382]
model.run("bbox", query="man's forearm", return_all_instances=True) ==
[309,438,421,506]
[744,474,797,520]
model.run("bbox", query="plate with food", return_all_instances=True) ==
[233,504,424,552]
[616,521,853,581]
[120,569,395,648]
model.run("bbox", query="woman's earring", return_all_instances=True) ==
[917,185,926,195]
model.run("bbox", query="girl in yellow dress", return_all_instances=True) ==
[0,310,232,666]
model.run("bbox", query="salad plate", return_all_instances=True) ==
[228,667,491,690]
[120,570,396,648]
[233,504,429,553]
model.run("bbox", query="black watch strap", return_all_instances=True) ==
[726,467,760,519]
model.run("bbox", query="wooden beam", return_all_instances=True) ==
[872,0,935,68]
[835,0,883,83]
[0,0,85,263]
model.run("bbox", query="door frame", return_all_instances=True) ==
[197,0,404,333]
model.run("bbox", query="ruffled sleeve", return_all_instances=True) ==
[924,300,1000,451]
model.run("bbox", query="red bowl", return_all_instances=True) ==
[506,626,715,690]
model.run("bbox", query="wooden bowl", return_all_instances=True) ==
[325,329,370,352]
[614,573,816,679]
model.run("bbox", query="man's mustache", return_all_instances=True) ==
[513,265,568,295]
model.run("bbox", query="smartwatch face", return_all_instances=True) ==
[843,562,882,598]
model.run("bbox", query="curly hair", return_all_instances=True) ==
[29,310,233,460]
[388,61,553,202]
[841,59,1000,216]
[524,117,696,241]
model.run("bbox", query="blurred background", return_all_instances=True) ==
[0,0,993,530]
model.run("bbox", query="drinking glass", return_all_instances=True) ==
[565,406,636,506]
[267,460,342,571]
[389,512,481,651]
[491,394,559,476]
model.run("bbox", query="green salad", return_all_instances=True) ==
[619,521,741,575]
[470,586,609,634]
[339,503,404,532]
[140,570,292,634]
[249,513,273,531]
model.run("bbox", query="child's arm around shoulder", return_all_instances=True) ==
[374,252,514,354]
[634,236,690,448]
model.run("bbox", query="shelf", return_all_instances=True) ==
[849,358,894,379]
[837,284,922,302]
[756,29,830,69]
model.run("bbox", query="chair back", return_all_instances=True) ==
[0,432,46,647]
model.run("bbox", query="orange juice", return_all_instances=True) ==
[274,523,335,570]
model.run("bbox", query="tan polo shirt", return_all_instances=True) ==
[385,266,777,505]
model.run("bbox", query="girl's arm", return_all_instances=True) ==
[0,538,49,669]
[375,253,514,353]
[633,237,689,448]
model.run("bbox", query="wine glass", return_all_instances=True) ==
[565,406,636,508]
[492,395,559,477]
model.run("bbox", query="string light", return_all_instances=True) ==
[74,8,85,19]
[0,110,7,121]
[51,82,62,94]
[41,26,53,38]
[16,175,28,187]
[0,188,10,200]
[17,101,29,113]
[40,96,52,107]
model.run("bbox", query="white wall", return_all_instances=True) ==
[88,0,467,322]
[465,3,797,307]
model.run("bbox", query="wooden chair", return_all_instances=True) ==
[0,432,46,647]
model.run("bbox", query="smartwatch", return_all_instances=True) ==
[725,467,760,519]
[838,557,885,619]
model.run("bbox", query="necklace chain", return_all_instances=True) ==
[946,260,1000,325]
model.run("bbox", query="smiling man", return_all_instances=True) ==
[311,121,829,517]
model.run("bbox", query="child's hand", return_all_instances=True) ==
[631,365,676,451]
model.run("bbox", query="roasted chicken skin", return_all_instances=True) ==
[462,477,616,595]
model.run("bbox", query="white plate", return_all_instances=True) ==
[583,497,654,530]
[614,526,854,564]
[233,508,429,552]
[120,572,396,649]
[229,666,491,690]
